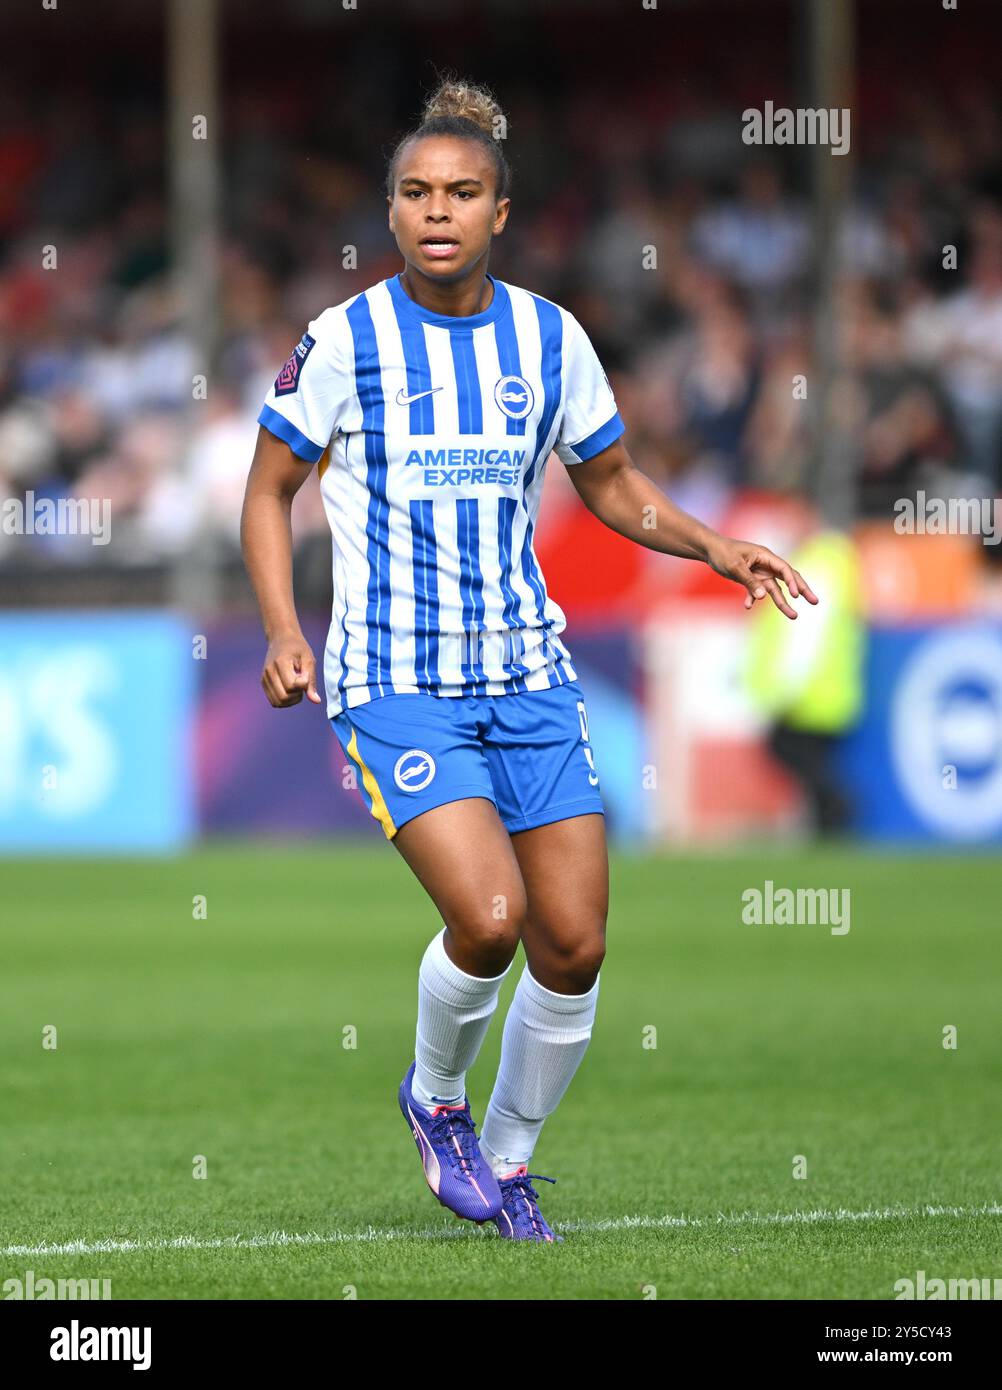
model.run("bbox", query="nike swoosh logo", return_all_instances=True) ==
[396,386,442,406]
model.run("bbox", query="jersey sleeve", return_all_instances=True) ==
[257,310,351,463]
[553,313,626,465]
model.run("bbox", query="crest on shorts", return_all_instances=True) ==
[274,332,316,395]
[393,749,436,793]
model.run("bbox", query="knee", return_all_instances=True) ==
[532,919,606,993]
[442,889,526,976]
[563,935,606,991]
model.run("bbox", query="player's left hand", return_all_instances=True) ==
[705,536,819,619]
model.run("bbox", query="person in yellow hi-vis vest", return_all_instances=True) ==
[745,527,866,835]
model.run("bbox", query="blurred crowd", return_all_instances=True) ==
[1,68,1001,573]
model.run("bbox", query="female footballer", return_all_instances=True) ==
[241,78,817,1242]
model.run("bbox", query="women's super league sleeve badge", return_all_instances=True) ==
[274,331,316,395]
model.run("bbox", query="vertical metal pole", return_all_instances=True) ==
[806,0,856,527]
[168,0,220,613]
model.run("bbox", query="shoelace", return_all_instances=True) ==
[425,1104,480,1174]
[499,1172,557,1231]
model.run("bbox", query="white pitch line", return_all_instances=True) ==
[2,1201,1000,1259]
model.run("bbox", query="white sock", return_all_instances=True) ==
[480,965,600,1173]
[412,928,512,1114]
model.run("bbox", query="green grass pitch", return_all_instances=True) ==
[1,842,999,1300]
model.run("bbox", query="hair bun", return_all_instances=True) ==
[422,77,503,138]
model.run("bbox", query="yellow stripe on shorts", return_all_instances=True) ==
[346,728,397,840]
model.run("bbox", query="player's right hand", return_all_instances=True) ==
[261,632,322,707]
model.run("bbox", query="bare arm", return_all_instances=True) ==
[566,438,819,619]
[240,425,323,706]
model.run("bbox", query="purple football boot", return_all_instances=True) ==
[494,1165,564,1242]
[398,1061,503,1222]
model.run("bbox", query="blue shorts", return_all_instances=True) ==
[330,680,605,839]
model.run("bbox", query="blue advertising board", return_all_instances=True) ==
[0,612,195,852]
[839,623,1002,843]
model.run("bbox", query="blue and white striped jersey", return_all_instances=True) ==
[258,272,625,717]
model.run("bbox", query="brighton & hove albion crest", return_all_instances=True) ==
[393,749,437,793]
[494,375,534,420]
